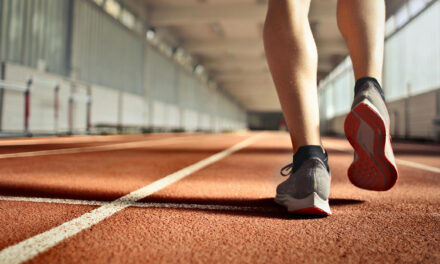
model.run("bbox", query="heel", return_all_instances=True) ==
[276,192,331,216]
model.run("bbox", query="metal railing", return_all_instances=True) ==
[0,76,92,136]
[0,79,32,134]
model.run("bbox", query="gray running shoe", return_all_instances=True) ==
[275,151,331,216]
[344,77,398,191]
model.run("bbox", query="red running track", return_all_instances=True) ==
[0,132,439,263]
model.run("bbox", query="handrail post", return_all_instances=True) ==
[24,78,33,135]
[68,83,73,135]
[86,86,92,134]
[68,96,73,135]
[54,84,60,133]
[0,62,4,132]
[0,85,3,132]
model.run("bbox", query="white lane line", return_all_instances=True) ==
[0,134,189,146]
[323,142,440,174]
[395,159,440,174]
[0,195,276,213]
[0,135,198,159]
[0,136,145,146]
[0,133,263,264]
[0,195,106,206]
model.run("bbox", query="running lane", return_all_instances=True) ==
[0,133,251,252]
[0,133,192,154]
[23,133,440,263]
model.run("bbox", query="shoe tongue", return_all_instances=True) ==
[292,145,328,173]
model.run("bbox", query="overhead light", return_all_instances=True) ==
[158,42,173,57]
[146,28,156,40]
[172,47,185,58]
[194,64,205,75]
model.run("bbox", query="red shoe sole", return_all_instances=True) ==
[344,102,398,191]
[289,206,331,216]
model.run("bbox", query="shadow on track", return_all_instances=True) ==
[137,196,365,220]
[0,183,365,219]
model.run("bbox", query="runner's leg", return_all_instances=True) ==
[337,0,385,83]
[263,0,321,152]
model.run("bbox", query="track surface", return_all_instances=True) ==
[0,132,439,263]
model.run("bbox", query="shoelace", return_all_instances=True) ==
[280,163,294,176]
[280,150,330,177]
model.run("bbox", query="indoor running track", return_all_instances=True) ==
[0,132,439,263]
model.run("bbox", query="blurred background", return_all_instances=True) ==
[0,0,438,140]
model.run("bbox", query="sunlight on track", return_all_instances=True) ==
[395,159,440,174]
[0,135,151,146]
[0,135,198,159]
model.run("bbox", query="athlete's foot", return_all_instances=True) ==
[344,77,398,191]
[275,146,331,216]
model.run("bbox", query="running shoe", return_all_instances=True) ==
[275,146,331,216]
[344,77,398,191]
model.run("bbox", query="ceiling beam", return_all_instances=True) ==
[215,72,272,82]
[183,39,264,53]
[203,56,267,67]
[206,62,269,73]
[223,85,275,93]
[193,49,265,57]
[206,58,334,77]
[183,38,347,56]
[149,3,266,26]
[219,77,274,86]
[149,3,334,26]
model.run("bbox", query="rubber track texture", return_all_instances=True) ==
[344,102,398,191]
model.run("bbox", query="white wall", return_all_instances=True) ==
[0,0,248,134]
[384,1,440,101]
[90,85,119,126]
[71,0,144,95]
[318,2,440,140]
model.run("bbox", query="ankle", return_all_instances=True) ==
[293,145,330,173]
[355,76,385,101]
